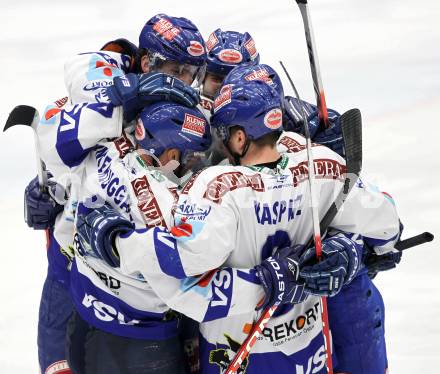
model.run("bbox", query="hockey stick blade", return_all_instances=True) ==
[319,108,362,234]
[4,105,39,132]
[395,232,434,251]
[4,104,47,191]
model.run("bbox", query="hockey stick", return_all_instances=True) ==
[225,74,362,374]
[4,105,47,191]
[295,0,329,130]
[395,232,434,251]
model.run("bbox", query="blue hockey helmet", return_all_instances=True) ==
[211,80,283,143]
[205,29,260,77]
[139,14,207,67]
[223,64,284,99]
[135,102,212,174]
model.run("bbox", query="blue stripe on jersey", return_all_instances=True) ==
[236,268,260,285]
[364,232,399,248]
[56,104,91,168]
[69,260,179,340]
[153,227,186,279]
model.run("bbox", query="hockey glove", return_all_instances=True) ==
[255,245,308,311]
[105,72,200,121]
[364,220,404,279]
[76,203,134,267]
[283,96,344,157]
[24,176,63,230]
[299,233,363,297]
[365,250,402,279]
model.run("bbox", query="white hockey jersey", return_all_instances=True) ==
[38,51,128,252]
[113,145,400,373]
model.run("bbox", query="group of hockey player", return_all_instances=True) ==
[22,12,405,374]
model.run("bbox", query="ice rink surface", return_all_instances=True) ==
[0,0,439,372]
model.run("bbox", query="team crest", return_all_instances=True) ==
[209,334,249,374]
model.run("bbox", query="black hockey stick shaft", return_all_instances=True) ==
[295,0,329,129]
[395,232,434,251]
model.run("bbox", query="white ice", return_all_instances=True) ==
[0,0,439,372]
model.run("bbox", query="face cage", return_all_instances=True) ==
[179,149,211,178]
[148,52,206,86]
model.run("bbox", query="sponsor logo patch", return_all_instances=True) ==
[244,67,273,84]
[204,172,265,204]
[264,108,283,130]
[187,40,205,56]
[153,18,181,41]
[54,96,68,108]
[206,32,219,52]
[289,159,347,187]
[45,360,71,374]
[218,49,243,64]
[182,113,206,138]
[113,132,134,158]
[213,84,232,113]
[244,37,258,60]
[180,170,203,195]
[135,118,146,141]
[131,175,167,228]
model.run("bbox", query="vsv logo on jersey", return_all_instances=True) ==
[295,345,326,374]
[82,293,140,325]
[204,268,233,321]
[254,197,302,225]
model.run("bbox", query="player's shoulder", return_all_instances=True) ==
[179,164,239,196]
[65,50,130,77]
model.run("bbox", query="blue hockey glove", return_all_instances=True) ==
[24,176,63,230]
[255,245,308,311]
[299,233,363,297]
[105,72,200,120]
[283,96,344,157]
[75,203,134,267]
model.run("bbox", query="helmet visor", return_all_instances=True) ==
[149,52,206,86]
